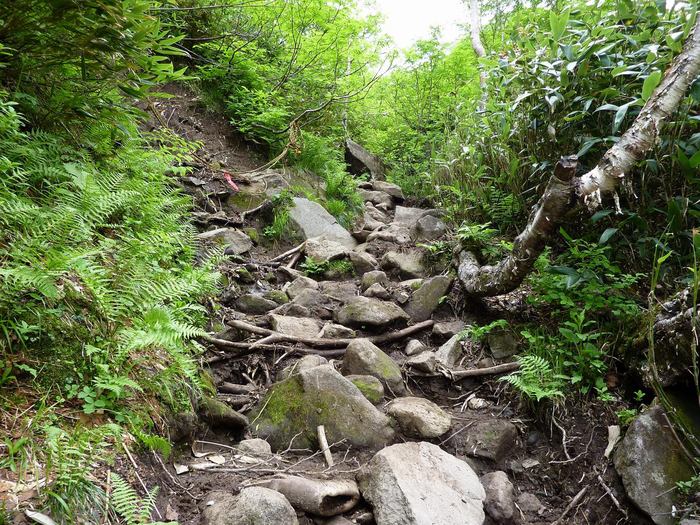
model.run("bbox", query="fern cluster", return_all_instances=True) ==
[501,355,566,403]
[110,473,175,525]
[0,91,218,449]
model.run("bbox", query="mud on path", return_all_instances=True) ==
[124,86,644,525]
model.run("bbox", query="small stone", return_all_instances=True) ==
[405,339,426,356]
[381,249,425,278]
[317,323,356,339]
[201,487,298,525]
[361,270,389,291]
[264,290,289,305]
[363,283,391,300]
[279,355,328,380]
[283,276,318,299]
[236,438,272,456]
[463,419,518,463]
[433,320,466,338]
[342,338,405,395]
[404,275,453,322]
[348,251,378,273]
[236,294,278,314]
[487,331,519,359]
[269,314,321,339]
[481,471,515,522]
[435,334,463,367]
[468,397,491,410]
[346,375,384,404]
[522,458,540,469]
[516,492,543,514]
[406,351,437,374]
[271,303,311,317]
[305,237,347,263]
[386,397,451,438]
[335,296,409,328]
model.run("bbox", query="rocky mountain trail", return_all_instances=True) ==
[123,86,683,525]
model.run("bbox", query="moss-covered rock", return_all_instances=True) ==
[335,296,409,328]
[347,375,384,404]
[198,396,249,431]
[341,338,405,395]
[264,289,289,305]
[250,365,394,451]
[404,275,453,322]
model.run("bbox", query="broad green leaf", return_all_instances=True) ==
[591,210,614,223]
[599,228,619,245]
[613,103,631,134]
[689,150,700,169]
[641,70,662,101]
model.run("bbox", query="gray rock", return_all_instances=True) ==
[364,202,391,223]
[197,228,254,255]
[361,270,389,291]
[346,374,384,404]
[290,288,333,314]
[487,331,519,359]
[373,180,404,200]
[411,214,447,241]
[386,397,451,438]
[367,223,412,245]
[435,334,463,367]
[288,197,357,250]
[201,488,298,525]
[403,275,453,322]
[432,320,466,338]
[236,438,272,456]
[381,249,425,278]
[481,471,515,523]
[269,314,322,339]
[283,276,319,299]
[279,355,328,380]
[335,296,409,328]
[317,323,356,339]
[358,189,394,209]
[393,206,440,228]
[405,339,426,356]
[271,302,311,318]
[345,138,386,180]
[516,492,543,514]
[305,237,347,263]
[319,281,358,303]
[357,442,485,525]
[251,365,394,451]
[198,397,248,431]
[363,283,391,300]
[236,294,278,314]
[342,339,405,395]
[399,278,424,291]
[405,351,437,374]
[264,290,289,305]
[463,419,518,463]
[348,250,378,274]
[614,405,693,525]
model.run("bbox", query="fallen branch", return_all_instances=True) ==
[270,242,305,263]
[241,199,273,221]
[444,361,520,379]
[225,318,434,348]
[550,485,589,525]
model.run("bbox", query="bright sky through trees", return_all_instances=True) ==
[367,0,469,49]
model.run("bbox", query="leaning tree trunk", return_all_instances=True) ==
[459,16,700,297]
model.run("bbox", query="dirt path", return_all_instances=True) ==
[131,87,641,525]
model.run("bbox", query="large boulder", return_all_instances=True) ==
[357,442,486,525]
[411,214,447,241]
[614,404,694,525]
[403,275,453,322]
[201,488,298,525]
[386,397,451,438]
[251,365,394,451]
[305,238,347,263]
[288,197,357,250]
[373,181,404,200]
[335,296,409,328]
[481,471,516,523]
[342,339,405,395]
[393,206,440,228]
[345,138,386,180]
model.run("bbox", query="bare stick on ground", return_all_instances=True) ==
[317,425,334,468]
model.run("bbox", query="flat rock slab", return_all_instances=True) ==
[381,249,425,279]
[251,365,394,451]
[269,314,322,339]
[335,296,409,328]
[288,197,357,250]
[614,405,693,525]
[319,281,358,303]
[393,206,440,228]
[358,442,485,525]
[283,276,319,299]
[305,237,347,263]
[386,397,451,438]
